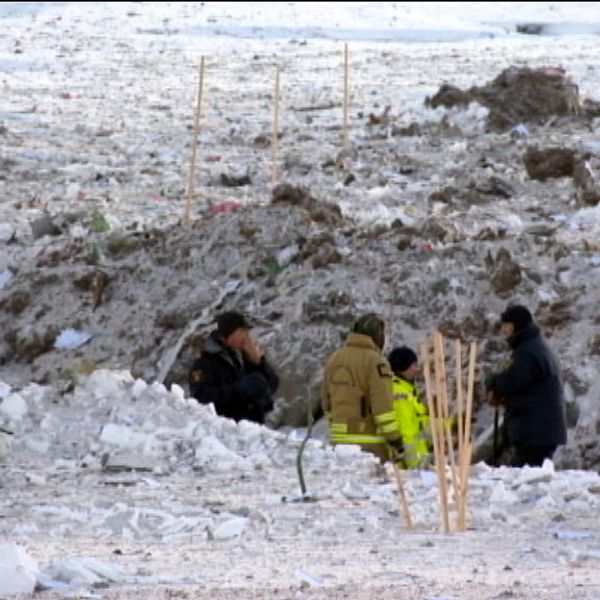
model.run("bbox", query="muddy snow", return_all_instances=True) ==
[1,2,600,598]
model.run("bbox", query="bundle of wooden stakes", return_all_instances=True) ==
[419,332,477,533]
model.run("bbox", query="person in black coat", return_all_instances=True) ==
[486,305,567,467]
[189,311,279,424]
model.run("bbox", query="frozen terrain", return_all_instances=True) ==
[1,2,600,598]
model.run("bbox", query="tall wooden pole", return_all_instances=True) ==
[458,342,477,531]
[271,65,281,188]
[342,43,349,150]
[393,465,413,530]
[420,338,449,533]
[432,333,451,533]
[455,339,464,465]
[455,339,466,529]
[435,333,459,524]
[184,57,205,223]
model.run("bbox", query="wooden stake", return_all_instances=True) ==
[435,334,459,506]
[393,464,413,530]
[455,339,464,465]
[432,333,451,533]
[342,43,349,150]
[184,57,205,224]
[271,65,281,188]
[457,342,477,531]
[455,339,466,530]
[420,338,449,533]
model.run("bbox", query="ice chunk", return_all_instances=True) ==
[194,435,249,472]
[0,382,10,400]
[210,517,248,540]
[99,423,156,450]
[295,569,324,587]
[45,556,125,584]
[489,481,519,504]
[0,392,27,421]
[130,379,147,399]
[0,270,12,290]
[0,544,39,595]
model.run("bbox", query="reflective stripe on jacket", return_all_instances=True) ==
[321,333,400,462]
[392,376,430,468]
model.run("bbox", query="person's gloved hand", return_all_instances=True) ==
[388,437,404,456]
[255,395,274,413]
[235,372,270,399]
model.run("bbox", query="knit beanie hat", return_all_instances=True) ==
[500,305,533,332]
[388,346,418,373]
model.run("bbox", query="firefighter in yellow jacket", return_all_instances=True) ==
[388,346,431,469]
[320,313,403,463]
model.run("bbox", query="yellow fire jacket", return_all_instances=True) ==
[391,376,431,468]
[321,333,400,462]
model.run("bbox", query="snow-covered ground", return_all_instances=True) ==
[2,2,600,598]
[2,369,600,598]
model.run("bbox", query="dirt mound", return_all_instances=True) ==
[2,195,599,468]
[427,66,584,130]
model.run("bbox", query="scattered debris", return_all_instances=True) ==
[0,270,12,291]
[427,66,585,130]
[523,147,577,181]
[0,544,39,595]
[487,248,523,297]
[573,157,600,206]
[54,329,93,351]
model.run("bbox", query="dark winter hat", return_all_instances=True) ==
[352,313,385,339]
[500,304,533,332]
[388,346,418,373]
[216,311,253,339]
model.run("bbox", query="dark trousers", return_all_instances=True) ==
[511,445,556,467]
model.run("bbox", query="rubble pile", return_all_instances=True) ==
[427,66,587,130]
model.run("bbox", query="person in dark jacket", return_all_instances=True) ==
[486,304,567,467]
[189,311,279,424]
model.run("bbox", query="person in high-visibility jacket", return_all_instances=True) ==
[321,313,404,463]
[388,346,431,469]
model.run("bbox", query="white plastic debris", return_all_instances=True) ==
[54,329,93,350]
[0,544,40,595]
